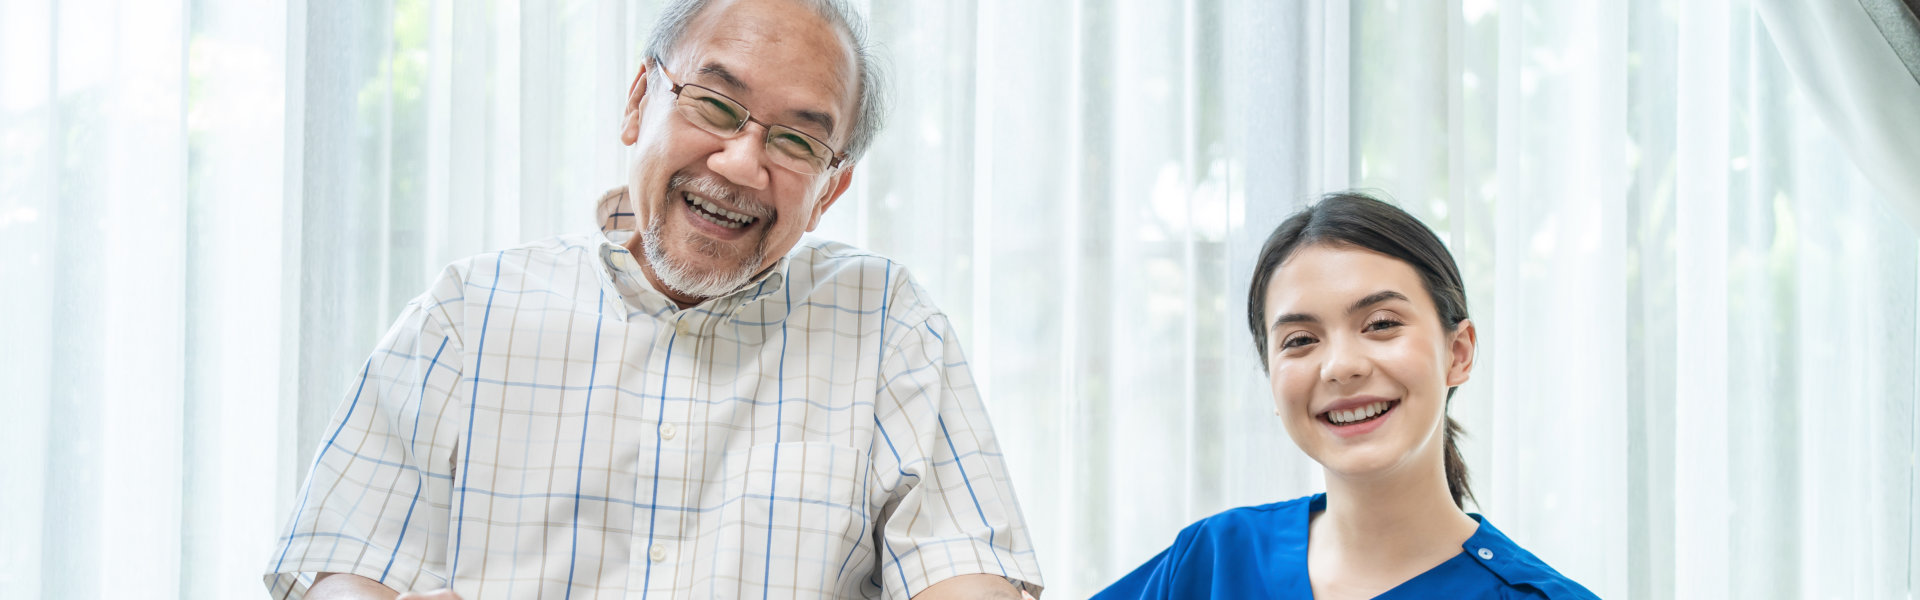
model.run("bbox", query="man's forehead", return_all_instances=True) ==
[671,0,858,135]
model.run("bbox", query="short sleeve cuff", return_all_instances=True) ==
[883,539,1045,599]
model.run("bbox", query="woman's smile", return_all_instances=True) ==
[1319,397,1400,437]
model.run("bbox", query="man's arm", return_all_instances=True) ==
[309,573,461,600]
[912,574,1038,599]
[263,271,468,597]
[868,305,1045,596]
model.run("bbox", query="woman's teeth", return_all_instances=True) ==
[685,193,755,229]
[1326,400,1394,425]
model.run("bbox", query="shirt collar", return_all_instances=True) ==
[1460,512,1586,594]
[1296,493,1592,597]
[594,186,790,316]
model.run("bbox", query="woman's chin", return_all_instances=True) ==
[1313,444,1413,481]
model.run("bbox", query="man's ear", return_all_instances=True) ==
[804,163,856,232]
[1445,318,1477,387]
[620,63,651,146]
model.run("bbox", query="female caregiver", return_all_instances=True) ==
[1095,193,1598,599]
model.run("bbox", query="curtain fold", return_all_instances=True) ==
[1860,0,1920,82]
[1752,0,1920,233]
[1669,0,1731,597]
[3,1,1917,599]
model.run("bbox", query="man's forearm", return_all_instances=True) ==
[308,573,398,600]
[911,573,1036,600]
[309,573,464,600]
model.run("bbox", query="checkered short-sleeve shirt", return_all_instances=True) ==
[263,195,1043,598]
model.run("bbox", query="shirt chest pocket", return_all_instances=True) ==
[705,442,873,593]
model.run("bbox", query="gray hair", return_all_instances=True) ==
[644,0,888,163]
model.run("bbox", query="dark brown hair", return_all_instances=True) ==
[1246,191,1476,509]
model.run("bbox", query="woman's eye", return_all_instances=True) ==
[1281,335,1317,349]
[1364,318,1403,332]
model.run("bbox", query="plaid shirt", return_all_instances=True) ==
[264,190,1042,598]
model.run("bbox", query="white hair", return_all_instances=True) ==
[644,0,888,161]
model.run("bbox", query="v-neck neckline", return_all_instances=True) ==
[1281,494,1485,600]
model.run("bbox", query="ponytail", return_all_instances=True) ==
[1442,410,1474,509]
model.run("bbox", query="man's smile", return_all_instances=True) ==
[683,190,758,229]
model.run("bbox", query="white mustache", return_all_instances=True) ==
[669,173,772,221]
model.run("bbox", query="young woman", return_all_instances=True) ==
[1095,193,1597,599]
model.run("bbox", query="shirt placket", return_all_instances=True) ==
[632,304,712,596]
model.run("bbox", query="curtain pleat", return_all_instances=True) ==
[1753,0,1920,232]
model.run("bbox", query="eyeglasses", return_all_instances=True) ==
[652,61,847,175]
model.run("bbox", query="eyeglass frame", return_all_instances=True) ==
[646,57,849,175]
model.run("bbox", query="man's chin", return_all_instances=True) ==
[671,233,762,270]
[682,236,747,261]
[647,245,765,297]
[642,212,774,297]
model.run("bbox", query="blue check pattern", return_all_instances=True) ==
[263,190,1043,598]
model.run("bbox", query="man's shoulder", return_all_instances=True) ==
[783,237,911,294]
[439,232,605,281]
[785,236,896,276]
[415,232,607,316]
[779,237,945,325]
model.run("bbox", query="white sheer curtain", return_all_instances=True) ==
[3,0,1916,599]
[1751,0,1920,231]
[2,0,640,597]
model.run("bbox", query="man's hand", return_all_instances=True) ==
[308,573,463,600]
[911,573,1038,599]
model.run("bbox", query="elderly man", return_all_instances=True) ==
[262,0,1042,597]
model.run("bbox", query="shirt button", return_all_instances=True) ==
[659,422,677,440]
[1477,548,1494,560]
[650,544,668,562]
[675,321,693,336]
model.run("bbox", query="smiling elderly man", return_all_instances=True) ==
[262,0,1042,598]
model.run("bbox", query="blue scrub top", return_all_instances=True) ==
[1094,494,1599,599]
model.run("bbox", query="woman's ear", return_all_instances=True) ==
[620,64,651,146]
[1445,318,1477,387]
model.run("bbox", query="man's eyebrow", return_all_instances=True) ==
[1268,290,1411,336]
[698,62,837,138]
[696,62,749,92]
[788,109,836,139]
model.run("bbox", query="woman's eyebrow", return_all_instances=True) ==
[1270,290,1410,335]
[1273,312,1317,327]
[1346,290,1409,314]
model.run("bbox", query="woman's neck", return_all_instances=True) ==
[1314,463,1479,566]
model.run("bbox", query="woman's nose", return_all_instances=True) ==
[1320,338,1372,385]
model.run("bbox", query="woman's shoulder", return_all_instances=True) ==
[1462,515,1602,600]
[1191,494,1320,530]
[1161,494,1322,564]
[1092,495,1322,599]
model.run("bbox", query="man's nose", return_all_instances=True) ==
[708,125,771,191]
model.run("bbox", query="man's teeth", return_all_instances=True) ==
[685,193,755,228]
[1327,400,1393,425]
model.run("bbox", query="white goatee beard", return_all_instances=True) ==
[639,186,769,300]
